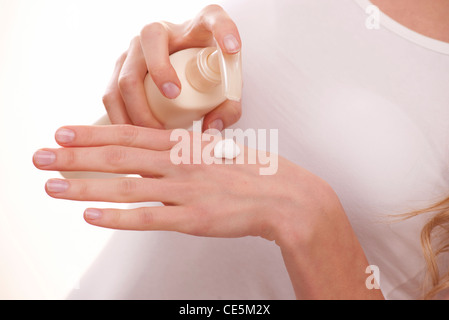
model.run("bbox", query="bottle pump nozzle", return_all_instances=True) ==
[216,46,242,101]
[186,45,242,102]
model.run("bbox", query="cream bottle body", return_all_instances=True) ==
[144,47,228,129]
[60,46,241,179]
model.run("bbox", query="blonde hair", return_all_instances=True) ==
[401,196,449,299]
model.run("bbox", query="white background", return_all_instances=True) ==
[0,0,214,299]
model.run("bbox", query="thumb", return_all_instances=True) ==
[202,100,242,132]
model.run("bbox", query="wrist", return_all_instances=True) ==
[269,176,341,250]
[266,177,384,299]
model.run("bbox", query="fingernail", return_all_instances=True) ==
[223,34,240,53]
[84,208,102,220]
[33,150,56,166]
[161,82,181,99]
[55,128,75,144]
[46,179,69,193]
[208,119,224,132]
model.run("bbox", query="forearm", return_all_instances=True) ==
[274,185,385,300]
[280,233,384,299]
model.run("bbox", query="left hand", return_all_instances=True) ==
[32,124,334,242]
[33,124,383,299]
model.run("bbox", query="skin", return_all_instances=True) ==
[371,0,449,43]
[33,125,384,299]
[33,2,449,299]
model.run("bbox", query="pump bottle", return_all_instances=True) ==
[145,45,242,129]
[60,45,242,179]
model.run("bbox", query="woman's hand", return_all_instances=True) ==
[33,125,383,299]
[32,125,326,240]
[104,5,242,131]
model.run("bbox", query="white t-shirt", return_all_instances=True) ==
[68,0,449,300]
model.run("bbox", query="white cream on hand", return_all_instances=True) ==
[213,139,241,160]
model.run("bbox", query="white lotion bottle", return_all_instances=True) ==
[89,45,242,129]
[144,45,242,129]
[60,45,242,179]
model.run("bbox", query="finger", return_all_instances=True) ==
[33,146,170,177]
[102,52,133,124]
[192,5,241,54]
[140,22,181,99]
[202,100,242,132]
[45,177,183,205]
[54,125,177,151]
[118,37,164,128]
[83,206,191,231]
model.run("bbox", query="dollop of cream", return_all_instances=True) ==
[213,139,241,160]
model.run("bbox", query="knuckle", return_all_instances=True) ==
[203,4,224,14]
[101,90,119,110]
[63,148,77,167]
[118,73,139,92]
[116,125,139,146]
[116,51,127,67]
[117,178,138,198]
[199,5,235,35]
[140,21,167,38]
[129,35,140,47]
[101,92,112,107]
[77,181,90,200]
[138,207,154,227]
[104,146,127,166]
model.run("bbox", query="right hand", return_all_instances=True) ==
[102,5,242,131]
